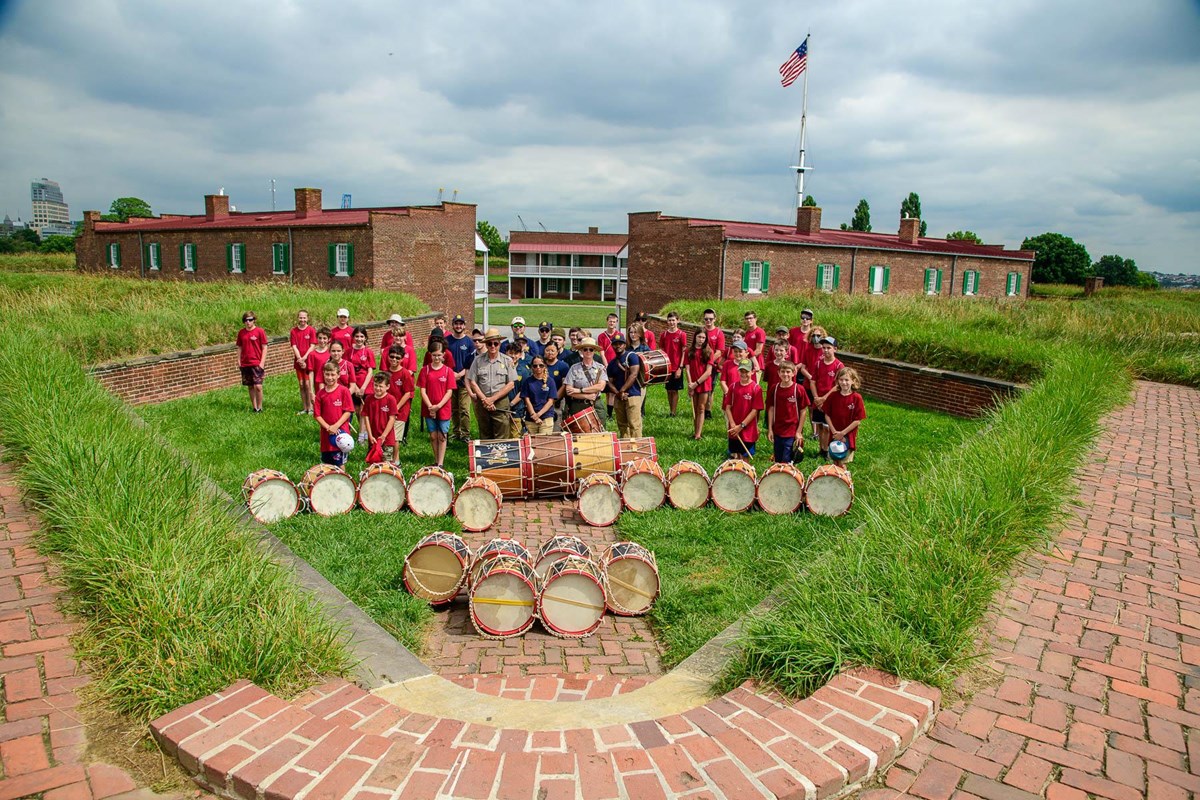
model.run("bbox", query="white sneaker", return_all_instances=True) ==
[358,431,368,443]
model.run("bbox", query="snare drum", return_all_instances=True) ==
[453,476,503,532]
[406,466,455,517]
[527,433,576,497]
[356,462,407,514]
[666,461,711,510]
[617,437,658,467]
[242,469,302,524]
[637,350,672,386]
[534,535,592,578]
[563,407,604,435]
[710,459,758,513]
[576,473,622,527]
[573,432,620,480]
[756,462,806,515]
[470,555,540,638]
[403,532,472,604]
[538,557,606,638]
[299,464,357,517]
[619,458,666,513]
[469,538,533,587]
[805,464,855,517]
[468,438,533,498]
[600,542,660,616]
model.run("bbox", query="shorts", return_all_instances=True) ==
[241,366,264,386]
[665,373,684,391]
[320,450,347,467]
[353,394,364,410]
[381,444,397,463]
[773,436,797,463]
[727,437,756,459]
[811,408,826,425]
[424,417,450,434]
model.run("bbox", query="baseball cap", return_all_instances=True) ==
[775,325,789,334]
[611,333,626,344]
[431,327,445,339]
[511,316,526,326]
[452,314,466,323]
[737,360,753,372]
[338,308,351,318]
[801,309,814,319]
[387,314,404,324]
[731,340,747,350]
[820,336,837,347]
[538,321,552,332]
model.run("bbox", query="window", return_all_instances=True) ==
[145,242,160,271]
[868,265,891,294]
[180,243,196,272]
[924,267,942,295]
[602,279,616,296]
[962,270,980,296]
[272,243,290,275]
[570,254,581,268]
[107,243,121,269]
[542,253,559,267]
[741,260,770,294]
[328,243,354,277]
[602,255,616,269]
[572,279,584,294]
[1006,272,1023,297]
[545,279,560,294]
[816,263,839,292]
[227,243,246,274]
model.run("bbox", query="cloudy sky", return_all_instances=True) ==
[2,0,1198,273]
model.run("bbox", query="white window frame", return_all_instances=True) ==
[230,243,244,274]
[1006,272,1022,297]
[746,260,764,294]
[870,266,886,295]
[571,278,584,294]
[924,268,937,295]
[272,243,288,275]
[964,271,978,296]
[108,243,120,269]
[602,279,616,296]
[570,254,581,268]
[147,242,160,271]
[541,253,559,267]
[335,243,350,277]
[183,244,195,272]
[545,278,560,294]
[818,264,834,292]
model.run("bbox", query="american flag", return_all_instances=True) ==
[779,39,808,88]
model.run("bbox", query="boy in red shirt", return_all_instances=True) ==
[380,315,417,373]
[363,373,400,464]
[417,342,456,468]
[236,311,267,413]
[700,308,725,419]
[348,326,376,441]
[660,311,687,417]
[290,310,316,415]
[743,311,766,360]
[330,308,354,352]
[810,336,846,460]
[305,328,332,401]
[313,362,354,466]
[824,367,867,464]
[723,361,764,460]
[384,346,415,445]
[775,326,803,365]
[762,339,793,398]
[767,362,810,463]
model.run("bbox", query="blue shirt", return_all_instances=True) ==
[508,355,534,415]
[500,336,536,355]
[446,334,475,375]
[521,376,558,418]
[607,350,642,397]
[546,359,570,392]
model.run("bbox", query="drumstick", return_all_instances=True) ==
[471,597,535,607]
[605,574,656,598]
[541,594,606,611]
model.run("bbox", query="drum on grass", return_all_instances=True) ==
[468,438,534,498]
[576,474,622,527]
[469,538,534,587]
[637,350,672,386]
[537,557,607,638]
[756,462,807,515]
[406,466,455,518]
[403,531,473,604]
[619,458,666,513]
[710,459,758,513]
[356,462,407,514]
[563,407,604,435]
[805,464,855,517]
[666,461,711,510]
[453,476,503,532]
[470,555,540,638]
[242,469,302,524]
[534,535,592,578]
[527,433,577,497]
[600,542,660,616]
[573,432,620,480]
[617,437,658,467]
[299,464,357,517]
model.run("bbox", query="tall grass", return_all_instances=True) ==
[0,330,352,720]
[0,252,76,272]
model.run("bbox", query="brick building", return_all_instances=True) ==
[76,188,477,320]
[507,228,628,301]
[626,207,1035,316]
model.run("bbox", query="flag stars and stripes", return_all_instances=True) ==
[779,39,808,87]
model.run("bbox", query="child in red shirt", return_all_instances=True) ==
[742,311,766,360]
[330,308,354,352]
[305,328,332,402]
[362,373,400,464]
[313,362,354,466]
[767,362,810,463]
[810,336,846,460]
[327,341,355,392]
[685,330,715,440]
[660,311,688,417]
[384,346,414,445]
[380,315,417,373]
[723,361,764,460]
[236,311,267,413]
[289,309,316,415]
[824,367,867,464]
[762,339,793,398]
[348,326,376,441]
[417,342,456,468]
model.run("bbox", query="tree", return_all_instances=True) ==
[476,220,507,257]
[1133,272,1159,289]
[848,199,872,232]
[946,230,982,244]
[899,192,927,236]
[801,195,817,207]
[38,235,75,253]
[105,197,153,222]
[1092,254,1139,287]
[1021,232,1092,285]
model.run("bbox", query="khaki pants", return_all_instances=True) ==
[473,398,510,440]
[509,415,526,439]
[450,387,472,440]
[614,394,644,439]
[526,416,554,435]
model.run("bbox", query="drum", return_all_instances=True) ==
[666,461,710,510]
[299,464,357,517]
[241,469,302,524]
[637,350,672,386]
[406,466,455,518]
[470,555,540,639]
[756,462,807,515]
[453,476,503,532]
[619,459,666,513]
[573,432,620,480]
[537,557,606,639]
[356,462,407,514]
[600,542,660,616]
[534,535,593,578]
[617,437,658,467]
[403,532,472,605]
[563,407,603,435]
[527,434,576,497]
[806,464,855,517]
[469,538,534,587]
[710,459,758,513]
[468,438,533,498]
[576,473,622,527]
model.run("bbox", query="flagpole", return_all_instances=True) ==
[794,34,811,211]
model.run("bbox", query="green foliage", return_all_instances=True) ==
[1022,232,1092,285]
[899,192,927,236]
[1092,254,1139,287]
[0,228,40,253]
[106,196,154,222]
[946,230,982,244]
[849,199,872,232]
[476,220,508,257]
[38,234,75,253]
[1133,271,1160,289]
[0,253,75,272]
[801,195,817,207]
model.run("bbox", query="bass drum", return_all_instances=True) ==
[356,462,407,514]
[403,532,473,605]
[600,541,660,616]
[666,461,710,510]
[537,557,606,639]
[637,350,672,386]
[527,433,576,497]
[299,464,357,517]
[710,459,758,513]
[756,462,806,515]
[470,555,540,639]
[576,473,622,527]
[453,476,503,532]
[619,458,666,513]
[242,469,302,524]
[563,407,603,435]
[806,464,855,517]
[406,466,455,518]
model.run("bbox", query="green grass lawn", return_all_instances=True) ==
[141,371,978,663]
[477,300,625,331]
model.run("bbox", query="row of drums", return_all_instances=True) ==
[403,533,659,640]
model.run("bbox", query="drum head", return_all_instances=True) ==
[807,474,853,517]
[404,545,466,603]
[408,475,454,517]
[622,474,665,513]
[579,483,621,527]
[712,471,755,513]
[472,572,536,637]
[358,473,406,514]
[758,471,805,515]
[668,472,709,510]
[606,558,659,615]
[310,474,356,516]
[455,486,500,532]
[248,478,300,524]
[540,572,605,637]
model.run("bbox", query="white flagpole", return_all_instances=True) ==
[794,34,812,210]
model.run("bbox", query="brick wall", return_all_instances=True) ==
[626,212,724,318]
[90,314,442,406]
[372,204,476,326]
[650,316,1022,418]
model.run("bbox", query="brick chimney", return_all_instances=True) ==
[83,210,100,231]
[295,188,322,219]
[205,194,230,221]
[588,226,599,235]
[899,215,920,245]
[796,206,822,235]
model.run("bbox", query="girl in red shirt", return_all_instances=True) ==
[235,311,267,413]
[289,310,316,415]
[313,362,354,466]
[417,342,456,468]
[824,368,867,464]
[685,330,715,441]
[810,336,846,460]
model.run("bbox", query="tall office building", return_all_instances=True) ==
[31,178,73,236]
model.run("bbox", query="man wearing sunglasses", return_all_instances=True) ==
[500,316,535,355]
[467,328,517,439]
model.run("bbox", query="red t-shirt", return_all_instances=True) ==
[743,326,766,357]
[362,391,399,446]
[417,364,457,420]
[813,357,845,399]
[348,346,376,389]
[638,328,656,351]
[803,345,824,384]
[824,391,867,448]
[236,327,266,367]
[763,358,792,396]
[332,359,355,390]
[314,384,353,451]
[769,381,809,439]
[388,368,415,419]
[686,350,715,393]
[421,349,457,371]
[723,381,765,442]
[289,326,316,370]
[380,330,417,372]
[306,347,331,378]
[597,330,620,364]
[788,327,812,359]
[660,329,687,372]
[329,325,354,352]
[721,355,759,388]
[705,328,726,364]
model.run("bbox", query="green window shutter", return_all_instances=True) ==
[935,269,942,293]
[225,243,233,273]
[883,266,891,293]
[832,264,841,288]
[347,243,355,276]
[761,261,770,292]
[962,271,969,294]
[816,264,825,288]
[179,243,186,270]
[143,243,150,266]
[239,244,246,272]
[741,261,750,293]
[1014,273,1022,294]
[328,244,337,276]
[868,266,877,292]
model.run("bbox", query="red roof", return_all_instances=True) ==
[509,231,627,256]
[93,206,423,233]
[684,217,1035,261]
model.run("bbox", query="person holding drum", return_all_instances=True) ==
[724,360,765,460]
[314,361,354,466]
[289,310,317,415]
[686,329,715,440]
[236,311,267,413]
[522,356,558,435]
[607,334,644,439]
[467,329,517,440]
[563,337,607,423]
[660,311,687,417]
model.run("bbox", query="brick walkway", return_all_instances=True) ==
[0,457,181,800]
[866,381,1200,800]
[422,498,664,678]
